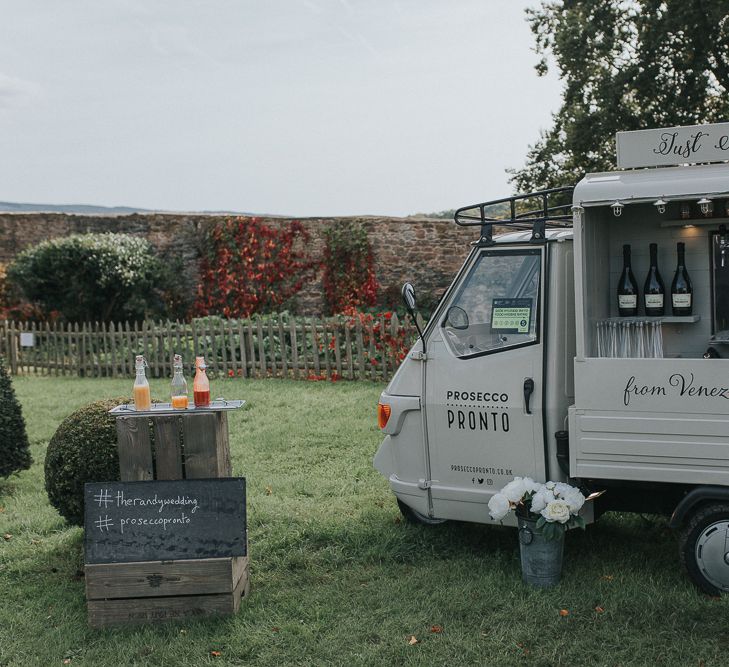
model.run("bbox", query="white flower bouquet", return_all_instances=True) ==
[487,477,587,540]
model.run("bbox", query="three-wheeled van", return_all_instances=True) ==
[374,123,729,594]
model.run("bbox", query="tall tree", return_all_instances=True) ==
[510,0,729,192]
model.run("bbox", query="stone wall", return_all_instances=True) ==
[0,212,476,314]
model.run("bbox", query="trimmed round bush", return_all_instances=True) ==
[44,397,126,525]
[0,357,32,479]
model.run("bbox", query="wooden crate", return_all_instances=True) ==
[86,556,249,629]
[115,412,232,481]
[87,408,246,628]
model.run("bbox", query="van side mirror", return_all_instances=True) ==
[401,282,426,354]
[401,283,417,314]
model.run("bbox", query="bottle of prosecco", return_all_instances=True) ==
[670,242,693,316]
[617,244,639,316]
[643,243,665,316]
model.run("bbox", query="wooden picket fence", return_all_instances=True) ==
[0,314,423,382]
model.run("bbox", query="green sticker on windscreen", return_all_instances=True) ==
[491,298,533,334]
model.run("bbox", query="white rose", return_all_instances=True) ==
[532,485,557,510]
[545,481,556,490]
[501,478,528,503]
[522,477,542,495]
[562,489,585,514]
[554,482,574,497]
[541,499,571,524]
[488,493,510,521]
[529,486,551,513]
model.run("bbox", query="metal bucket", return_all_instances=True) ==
[517,516,564,588]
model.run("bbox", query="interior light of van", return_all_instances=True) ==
[654,199,667,214]
[611,201,624,217]
[698,198,713,216]
[378,403,391,429]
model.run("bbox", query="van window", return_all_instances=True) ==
[441,249,541,358]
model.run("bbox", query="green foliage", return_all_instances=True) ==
[43,397,125,525]
[322,222,378,314]
[511,0,729,191]
[536,514,586,541]
[6,233,165,322]
[0,358,31,479]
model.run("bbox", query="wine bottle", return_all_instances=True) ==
[671,241,693,315]
[644,243,665,316]
[617,244,639,316]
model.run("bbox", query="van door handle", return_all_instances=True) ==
[523,378,535,414]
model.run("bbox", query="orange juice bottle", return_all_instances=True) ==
[170,354,188,409]
[133,355,151,411]
[193,356,210,408]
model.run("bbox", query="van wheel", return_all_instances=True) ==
[397,499,447,526]
[679,503,729,595]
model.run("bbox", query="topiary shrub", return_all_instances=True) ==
[0,357,32,479]
[44,397,127,525]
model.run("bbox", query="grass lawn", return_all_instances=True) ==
[1,376,728,666]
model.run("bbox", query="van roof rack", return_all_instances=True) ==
[454,186,574,246]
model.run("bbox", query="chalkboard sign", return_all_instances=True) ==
[84,478,246,565]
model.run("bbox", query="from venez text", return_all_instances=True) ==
[623,373,729,406]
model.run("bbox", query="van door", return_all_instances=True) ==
[424,246,546,523]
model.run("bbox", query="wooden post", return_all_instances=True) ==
[204,318,213,376]
[322,319,331,379]
[246,320,256,378]
[227,320,238,377]
[74,322,81,377]
[267,318,276,377]
[237,320,248,378]
[256,319,266,376]
[191,319,200,370]
[333,321,342,379]
[220,319,229,378]
[123,321,131,376]
[61,321,67,376]
[278,317,288,378]
[116,417,154,481]
[344,319,354,380]
[367,318,377,381]
[174,319,183,366]
[289,318,299,380]
[311,317,320,377]
[182,413,232,478]
[301,318,309,378]
[12,320,19,375]
[355,318,365,380]
[153,416,183,480]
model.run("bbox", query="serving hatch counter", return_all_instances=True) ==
[569,162,729,486]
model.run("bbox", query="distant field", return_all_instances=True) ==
[1,376,727,666]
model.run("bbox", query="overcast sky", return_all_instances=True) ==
[0,1,562,216]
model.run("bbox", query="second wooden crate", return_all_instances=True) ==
[86,556,249,629]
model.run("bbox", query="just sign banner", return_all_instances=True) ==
[616,122,729,169]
